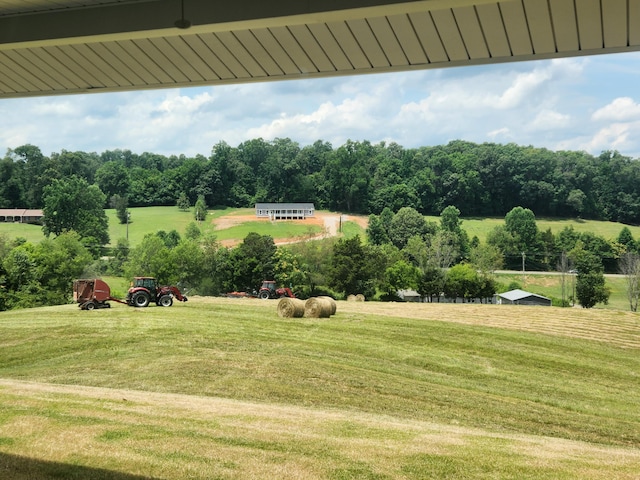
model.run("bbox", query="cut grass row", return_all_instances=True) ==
[0,299,638,478]
[2,378,638,480]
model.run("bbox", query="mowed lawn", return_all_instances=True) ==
[1,299,639,479]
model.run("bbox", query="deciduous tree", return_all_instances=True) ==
[388,207,434,249]
[619,252,640,312]
[383,260,420,297]
[231,233,277,291]
[504,206,539,254]
[42,176,109,247]
[329,235,375,298]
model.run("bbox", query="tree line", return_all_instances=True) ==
[3,139,640,224]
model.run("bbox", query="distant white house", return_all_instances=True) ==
[495,289,552,306]
[255,203,315,220]
[0,209,43,224]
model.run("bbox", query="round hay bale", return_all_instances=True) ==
[318,296,337,315]
[355,294,365,302]
[304,297,332,318]
[347,294,357,302]
[277,297,305,318]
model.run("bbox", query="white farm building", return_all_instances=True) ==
[255,203,315,220]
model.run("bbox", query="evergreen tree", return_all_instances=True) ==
[194,195,207,222]
[177,192,190,211]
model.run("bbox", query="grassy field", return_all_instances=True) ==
[425,216,640,243]
[494,272,630,310]
[106,206,217,246]
[3,209,640,248]
[0,207,325,248]
[0,221,47,245]
[0,299,639,479]
[340,220,367,239]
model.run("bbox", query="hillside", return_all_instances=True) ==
[0,299,638,479]
[3,207,640,249]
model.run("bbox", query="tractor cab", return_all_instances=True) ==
[125,276,187,307]
[258,280,295,299]
[131,277,158,297]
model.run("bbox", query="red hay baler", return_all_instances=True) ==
[73,278,126,310]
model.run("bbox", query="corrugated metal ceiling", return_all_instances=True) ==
[0,0,638,98]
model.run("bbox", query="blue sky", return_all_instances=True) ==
[2,51,640,159]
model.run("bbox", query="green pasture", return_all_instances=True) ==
[0,221,44,245]
[0,300,638,479]
[494,272,629,310]
[339,220,366,239]
[106,206,218,246]
[209,206,254,218]
[3,209,640,248]
[425,216,640,243]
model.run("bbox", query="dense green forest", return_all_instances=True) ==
[2,139,640,223]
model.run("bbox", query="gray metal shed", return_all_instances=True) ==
[496,289,552,307]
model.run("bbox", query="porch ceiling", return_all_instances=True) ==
[0,0,638,98]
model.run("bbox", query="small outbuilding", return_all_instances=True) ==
[397,289,422,302]
[495,289,552,307]
[255,203,315,220]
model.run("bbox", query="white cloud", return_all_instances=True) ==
[488,127,511,139]
[585,122,634,152]
[247,86,397,146]
[31,100,79,116]
[394,58,584,136]
[2,54,640,158]
[529,109,571,131]
[497,68,552,109]
[592,97,640,121]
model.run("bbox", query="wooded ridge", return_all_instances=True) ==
[2,139,640,224]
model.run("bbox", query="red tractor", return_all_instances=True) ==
[126,277,188,307]
[258,280,296,300]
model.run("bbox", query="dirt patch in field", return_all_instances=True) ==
[212,212,367,247]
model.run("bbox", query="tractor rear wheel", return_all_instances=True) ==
[133,291,150,307]
[85,302,96,310]
[259,290,270,300]
[158,295,173,307]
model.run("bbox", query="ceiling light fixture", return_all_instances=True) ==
[174,0,191,29]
